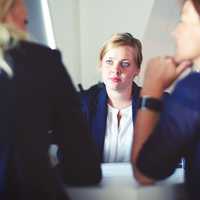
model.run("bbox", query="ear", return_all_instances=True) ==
[134,67,140,76]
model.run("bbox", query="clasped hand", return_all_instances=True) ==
[142,56,192,97]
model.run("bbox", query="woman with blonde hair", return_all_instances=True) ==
[0,0,28,77]
[0,0,101,199]
[132,0,200,198]
[81,32,142,162]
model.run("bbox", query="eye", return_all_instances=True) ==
[105,59,113,65]
[120,61,130,68]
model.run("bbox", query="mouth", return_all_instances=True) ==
[110,77,121,83]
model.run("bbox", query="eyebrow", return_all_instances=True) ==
[121,59,130,62]
[105,57,131,62]
[104,57,114,60]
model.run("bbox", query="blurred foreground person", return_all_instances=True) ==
[132,0,200,199]
[0,0,101,199]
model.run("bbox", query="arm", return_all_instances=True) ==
[132,82,163,184]
[50,50,101,185]
[132,57,192,184]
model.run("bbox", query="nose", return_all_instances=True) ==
[111,62,121,75]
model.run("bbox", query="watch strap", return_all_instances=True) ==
[138,96,162,112]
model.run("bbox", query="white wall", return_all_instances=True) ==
[139,0,181,84]
[25,0,48,46]
[48,0,180,89]
[48,0,81,85]
[79,0,155,89]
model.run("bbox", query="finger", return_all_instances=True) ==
[164,56,174,60]
[176,60,193,76]
[164,56,177,66]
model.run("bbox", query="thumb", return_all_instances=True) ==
[176,60,193,76]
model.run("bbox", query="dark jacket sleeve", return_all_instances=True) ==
[137,73,200,179]
[50,50,102,185]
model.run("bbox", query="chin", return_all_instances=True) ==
[174,56,183,64]
[107,84,121,91]
[174,52,192,64]
[108,85,119,90]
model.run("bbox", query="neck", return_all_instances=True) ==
[106,86,132,109]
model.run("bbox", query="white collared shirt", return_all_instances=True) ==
[103,104,133,163]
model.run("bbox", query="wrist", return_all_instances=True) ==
[138,96,162,112]
[141,83,164,98]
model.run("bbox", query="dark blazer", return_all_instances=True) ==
[80,82,141,161]
[0,41,101,200]
[137,72,200,199]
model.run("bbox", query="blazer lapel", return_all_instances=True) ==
[91,85,107,161]
[132,82,141,124]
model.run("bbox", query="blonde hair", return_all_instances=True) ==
[0,0,28,77]
[99,32,143,68]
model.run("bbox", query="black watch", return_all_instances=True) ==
[138,96,162,112]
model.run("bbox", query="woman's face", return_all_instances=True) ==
[100,46,140,92]
[5,0,28,31]
[173,0,200,63]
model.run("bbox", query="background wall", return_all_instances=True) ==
[140,0,181,84]
[48,0,81,85]
[25,0,180,89]
[79,0,155,89]
[25,0,48,46]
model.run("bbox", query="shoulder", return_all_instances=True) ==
[14,41,61,61]
[176,72,200,89]
[13,41,65,74]
[170,72,200,110]
[80,83,106,111]
[81,82,106,100]
[132,81,141,98]
[7,41,71,86]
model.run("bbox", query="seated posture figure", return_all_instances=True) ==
[132,0,200,199]
[81,33,142,162]
[0,0,101,199]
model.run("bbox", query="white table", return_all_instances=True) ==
[67,163,188,200]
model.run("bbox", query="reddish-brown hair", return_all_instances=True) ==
[99,32,143,68]
[191,0,200,16]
